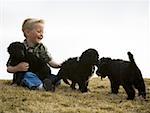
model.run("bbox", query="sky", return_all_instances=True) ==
[0,0,150,79]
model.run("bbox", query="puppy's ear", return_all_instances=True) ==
[80,49,99,64]
[97,59,110,78]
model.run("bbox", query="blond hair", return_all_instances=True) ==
[22,18,44,37]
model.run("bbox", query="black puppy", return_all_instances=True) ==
[96,52,146,100]
[54,48,99,93]
[7,42,54,91]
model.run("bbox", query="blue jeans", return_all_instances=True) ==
[22,72,43,89]
[21,72,61,89]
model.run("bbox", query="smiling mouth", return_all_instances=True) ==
[37,37,42,40]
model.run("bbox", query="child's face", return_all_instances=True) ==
[25,23,44,44]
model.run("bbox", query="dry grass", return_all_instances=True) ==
[0,77,150,113]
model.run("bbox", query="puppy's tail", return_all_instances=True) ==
[127,51,135,63]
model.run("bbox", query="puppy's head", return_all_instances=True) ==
[137,80,147,100]
[96,57,111,78]
[7,42,26,60]
[79,48,99,65]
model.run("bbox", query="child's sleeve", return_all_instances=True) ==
[38,44,52,63]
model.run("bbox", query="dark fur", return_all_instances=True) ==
[55,48,99,92]
[96,52,146,100]
[7,42,51,85]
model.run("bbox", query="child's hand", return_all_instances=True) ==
[57,63,62,68]
[49,60,62,68]
[16,62,29,71]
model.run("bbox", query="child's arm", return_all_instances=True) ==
[38,44,61,68]
[48,60,61,68]
[7,62,29,73]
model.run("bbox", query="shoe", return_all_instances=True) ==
[43,79,55,92]
[37,83,45,91]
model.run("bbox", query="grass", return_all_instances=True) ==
[0,77,150,113]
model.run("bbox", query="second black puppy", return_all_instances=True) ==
[55,48,99,92]
[96,52,146,100]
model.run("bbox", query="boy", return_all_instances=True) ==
[7,18,61,91]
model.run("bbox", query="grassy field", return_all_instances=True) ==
[0,77,150,113]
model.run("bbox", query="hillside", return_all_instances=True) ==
[0,77,150,113]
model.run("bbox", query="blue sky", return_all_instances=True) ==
[0,0,149,79]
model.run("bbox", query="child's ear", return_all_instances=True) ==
[24,29,30,36]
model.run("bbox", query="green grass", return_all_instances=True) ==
[0,77,150,113]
